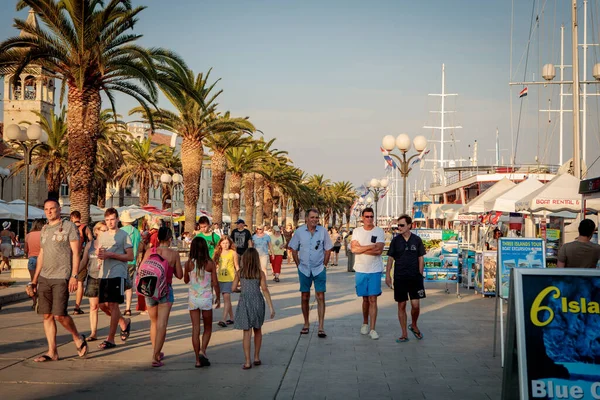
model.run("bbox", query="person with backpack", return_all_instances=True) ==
[139,227,183,367]
[70,211,93,315]
[195,216,219,258]
[184,237,220,367]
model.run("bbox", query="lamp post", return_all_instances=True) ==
[382,134,428,215]
[160,173,184,231]
[366,178,388,226]
[108,186,117,208]
[0,168,10,200]
[224,192,240,221]
[4,124,47,237]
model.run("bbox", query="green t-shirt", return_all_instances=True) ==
[120,225,141,265]
[196,232,220,258]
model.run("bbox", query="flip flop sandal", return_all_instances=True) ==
[199,355,211,367]
[218,321,227,328]
[226,320,234,325]
[300,327,309,335]
[77,335,88,357]
[396,337,409,343]
[98,341,116,350]
[317,330,327,338]
[34,354,58,362]
[159,352,164,361]
[253,360,262,366]
[152,360,164,368]
[124,310,132,316]
[408,326,423,340]
[87,336,98,342]
[242,364,252,370]
[120,320,131,342]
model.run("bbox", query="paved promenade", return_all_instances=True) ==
[0,255,502,400]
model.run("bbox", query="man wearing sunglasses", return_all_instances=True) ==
[350,207,385,340]
[385,215,426,342]
[288,208,333,338]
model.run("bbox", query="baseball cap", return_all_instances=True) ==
[236,219,245,224]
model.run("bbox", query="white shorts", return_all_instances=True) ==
[259,254,269,275]
[188,293,213,311]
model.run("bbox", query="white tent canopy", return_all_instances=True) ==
[458,178,517,215]
[7,199,45,219]
[484,178,544,213]
[116,205,152,220]
[60,204,106,222]
[0,201,25,220]
[515,173,600,213]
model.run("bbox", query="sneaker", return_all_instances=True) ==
[360,324,369,335]
[369,330,379,340]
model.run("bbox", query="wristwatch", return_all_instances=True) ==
[71,274,77,279]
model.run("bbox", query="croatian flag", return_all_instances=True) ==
[410,148,431,167]
[519,87,528,98]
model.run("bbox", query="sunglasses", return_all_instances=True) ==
[398,224,406,227]
[315,239,321,250]
[363,215,374,219]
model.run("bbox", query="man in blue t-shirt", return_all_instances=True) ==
[386,214,426,343]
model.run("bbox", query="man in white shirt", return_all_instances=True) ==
[350,207,385,340]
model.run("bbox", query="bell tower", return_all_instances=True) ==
[2,10,55,126]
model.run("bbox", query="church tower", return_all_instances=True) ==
[2,10,55,126]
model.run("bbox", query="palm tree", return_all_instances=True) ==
[93,110,130,207]
[305,174,332,224]
[10,108,68,198]
[117,138,172,206]
[0,0,188,222]
[330,181,355,229]
[203,113,255,225]
[226,145,265,224]
[131,68,251,231]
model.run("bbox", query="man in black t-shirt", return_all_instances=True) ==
[230,219,253,256]
[385,215,426,343]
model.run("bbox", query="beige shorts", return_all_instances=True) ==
[1,243,12,258]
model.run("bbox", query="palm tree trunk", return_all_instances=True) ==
[211,150,227,225]
[229,173,242,223]
[324,210,331,228]
[243,173,255,229]
[139,179,150,207]
[332,212,337,227]
[346,209,351,230]
[293,203,300,227]
[97,182,107,208]
[45,169,61,199]
[181,137,204,232]
[280,194,287,226]
[263,183,273,224]
[255,173,264,227]
[68,86,101,224]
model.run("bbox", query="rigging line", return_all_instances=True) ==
[551,0,558,64]
[514,0,539,164]
[513,0,549,77]
[584,153,600,177]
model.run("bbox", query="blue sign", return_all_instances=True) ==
[498,238,545,299]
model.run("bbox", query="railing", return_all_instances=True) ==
[442,164,560,186]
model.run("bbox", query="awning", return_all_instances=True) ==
[0,200,26,220]
[60,204,106,222]
[6,200,45,219]
[483,178,544,213]
[515,173,600,213]
[116,205,152,220]
[459,178,517,215]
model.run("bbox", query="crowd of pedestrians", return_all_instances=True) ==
[22,198,433,369]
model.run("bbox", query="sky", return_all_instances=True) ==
[1,0,599,193]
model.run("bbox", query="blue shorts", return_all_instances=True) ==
[146,285,174,307]
[28,256,38,271]
[298,269,326,293]
[355,272,382,297]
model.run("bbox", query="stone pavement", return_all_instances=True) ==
[0,254,503,400]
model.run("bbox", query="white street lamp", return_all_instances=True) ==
[381,134,428,214]
[161,172,184,232]
[5,124,47,236]
[366,178,389,226]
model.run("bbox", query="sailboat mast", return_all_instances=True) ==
[572,0,582,179]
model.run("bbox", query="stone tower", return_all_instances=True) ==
[2,10,55,127]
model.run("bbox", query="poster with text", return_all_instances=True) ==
[482,251,497,296]
[414,231,459,282]
[514,269,600,400]
[498,238,545,299]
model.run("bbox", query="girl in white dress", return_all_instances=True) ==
[184,237,220,367]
